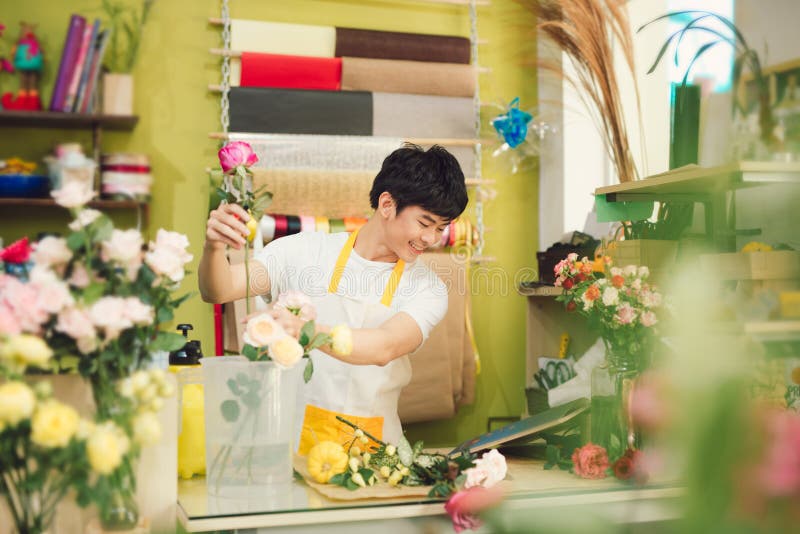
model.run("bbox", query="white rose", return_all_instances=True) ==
[68,208,102,231]
[640,290,662,308]
[637,266,650,278]
[67,262,91,288]
[623,265,638,277]
[32,236,72,268]
[153,230,192,260]
[243,313,287,347]
[275,291,313,312]
[0,381,36,425]
[56,307,95,341]
[89,297,133,340]
[610,267,622,277]
[641,311,658,327]
[602,287,620,307]
[144,230,193,283]
[132,411,162,446]
[268,336,304,368]
[30,266,74,314]
[102,229,144,266]
[51,181,95,209]
[123,297,153,325]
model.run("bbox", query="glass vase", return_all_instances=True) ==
[98,461,139,531]
[590,342,645,454]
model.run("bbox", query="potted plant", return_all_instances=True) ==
[101,0,155,115]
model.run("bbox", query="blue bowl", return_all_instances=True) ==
[0,174,51,198]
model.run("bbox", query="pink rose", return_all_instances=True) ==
[68,263,90,289]
[68,208,102,231]
[614,303,636,325]
[571,443,609,479]
[640,310,657,327]
[444,486,503,533]
[755,410,800,496]
[144,230,193,284]
[218,141,258,174]
[123,297,153,325]
[89,297,133,341]
[629,372,670,431]
[56,307,95,341]
[1,276,48,333]
[30,266,74,314]
[101,229,144,269]
[0,303,21,336]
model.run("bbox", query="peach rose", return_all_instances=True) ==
[571,443,609,479]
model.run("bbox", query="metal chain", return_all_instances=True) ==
[469,0,484,257]
[220,0,232,134]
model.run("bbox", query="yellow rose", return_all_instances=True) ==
[330,325,353,356]
[4,335,53,369]
[132,412,161,446]
[31,400,79,448]
[268,336,304,368]
[87,422,130,475]
[76,419,95,440]
[0,381,36,425]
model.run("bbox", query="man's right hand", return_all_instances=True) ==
[205,203,252,250]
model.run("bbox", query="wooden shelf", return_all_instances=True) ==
[0,197,147,209]
[596,161,800,201]
[0,110,138,131]
[745,320,800,341]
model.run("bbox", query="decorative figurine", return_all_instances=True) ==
[0,23,14,109]
[1,22,43,111]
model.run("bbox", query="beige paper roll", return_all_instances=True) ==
[373,92,475,138]
[230,19,336,57]
[252,168,374,219]
[341,57,476,98]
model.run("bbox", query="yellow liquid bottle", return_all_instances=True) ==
[169,324,206,479]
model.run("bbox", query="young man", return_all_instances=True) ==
[198,144,468,452]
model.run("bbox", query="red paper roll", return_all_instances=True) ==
[240,52,342,91]
[273,214,288,238]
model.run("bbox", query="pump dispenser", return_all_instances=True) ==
[168,324,206,479]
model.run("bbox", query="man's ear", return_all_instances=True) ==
[378,192,396,218]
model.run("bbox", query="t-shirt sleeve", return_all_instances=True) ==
[397,269,448,344]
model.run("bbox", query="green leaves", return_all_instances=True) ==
[303,358,314,384]
[299,321,315,347]
[220,400,240,422]
[397,436,414,467]
[242,344,260,362]
[149,332,187,352]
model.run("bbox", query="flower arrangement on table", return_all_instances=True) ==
[0,180,190,531]
[304,418,507,533]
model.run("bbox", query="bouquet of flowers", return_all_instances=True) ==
[0,180,189,529]
[554,253,663,360]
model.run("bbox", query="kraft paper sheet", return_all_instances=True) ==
[342,57,475,98]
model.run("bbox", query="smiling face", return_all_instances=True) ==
[380,193,450,263]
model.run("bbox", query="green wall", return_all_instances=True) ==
[0,0,538,447]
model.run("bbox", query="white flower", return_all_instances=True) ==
[51,181,95,209]
[243,313,287,347]
[132,411,162,446]
[268,336,304,368]
[602,287,620,307]
[144,230,193,284]
[463,449,507,488]
[89,297,133,340]
[32,236,72,268]
[637,266,650,278]
[67,262,91,288]
[623,265,638,277]
[124,297,153,325]
[29,266,74,314]
[631,278,642,291]
[101,229,144,271]
[275,291,313,311]
[0,381,36,425]
[614,302,637,325]
[610,267,622,277]
[68,208,102,231]
[56,307,95,341]
[640,290,662,308]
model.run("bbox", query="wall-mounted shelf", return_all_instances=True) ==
[0,197,149,228]
[0,110,138,131]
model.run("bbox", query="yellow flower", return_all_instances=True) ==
[87,422,130,475]
[741,241,773,253]
[31,399,79,448]
[0,381,36,426]
[330,324,353,356]
[307,441,349,484]
[3,335,53,369]
[132,411,162,446]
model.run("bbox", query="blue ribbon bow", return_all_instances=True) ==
[491,97,532,148]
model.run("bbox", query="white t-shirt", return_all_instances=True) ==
[253,231,448,343]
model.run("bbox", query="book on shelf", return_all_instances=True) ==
[49,14,85,111]
[72,19,101,113]
[79,29,111,114]
[62,20,95,112]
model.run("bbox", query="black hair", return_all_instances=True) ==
[369,144,468,221]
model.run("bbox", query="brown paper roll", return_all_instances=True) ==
[335,27,471,64]
[342,57,475,98]
[252,168,374,219]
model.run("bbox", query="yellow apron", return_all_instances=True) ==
[296,229,411,455]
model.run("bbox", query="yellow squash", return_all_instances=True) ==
[307,440,349,484]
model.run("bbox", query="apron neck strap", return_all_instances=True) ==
[327,228,406,307]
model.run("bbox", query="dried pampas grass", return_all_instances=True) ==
[520,0,641,183]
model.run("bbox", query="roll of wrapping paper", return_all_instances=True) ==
[240,52,342,91]
[286,215,302,235]
[343,217,367,232]
[335,27,470,64]
[229,87,372,135]
[252,168,374,219]
[315,216,330,234]
[273,215,288,238]
[329,219,346,233]
[341,57,475,98]
[229,19,336,88]
[299,215,316,232]
[372,93,475,138]
[259,214,276,242]
[226,133,476,177]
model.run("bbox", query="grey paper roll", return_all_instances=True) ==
[372,93,475,138]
